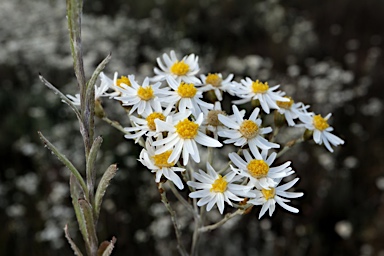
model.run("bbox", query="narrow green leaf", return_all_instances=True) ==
[86,136,103,207]
[94,164,117,223]
[79,199,98,255]
[39,74,82,123]
[70,174,91,256]
[64,224,84,256]
[38,131,88,197]
[87,53,112,92]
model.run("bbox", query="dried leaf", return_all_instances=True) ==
[64,224,84,256]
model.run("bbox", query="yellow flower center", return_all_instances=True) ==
[206,110,226,127]
[146,112,165,131]
[210,175,228,193]
[152,151,174,168]
[171,61,190,76]
[175,118,199,139]
[137,86,154,101]
[276,96,294,109]
[252,80,269,94]
[177,82,197,98]
[261,188,275,200]
[205,73,222,87]
[116,76,131,87]
[247,159,269,178]
[313,114,329,131]
[239,120,259,139]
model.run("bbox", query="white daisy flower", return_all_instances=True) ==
[229,149,294,189]
[161,76,213,117]
[153,110,222,165]
[66,72,110,106]
[218,105,279,157]
[248,178,303,219]
[199,73,234,101]
[113,75,168,115]
[124,101,173,142]
[275,96,310,126]
[153,50,200,84]
[139,136,185,189]
[232,78,289,114]
[187,162,254,214]
[300,113,345,152]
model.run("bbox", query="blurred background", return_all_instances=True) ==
[1,0,384,255]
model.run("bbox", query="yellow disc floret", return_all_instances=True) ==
[177,82,197,98]
[261,188,275,200]
[252,80,269,94]
[205,73,222,87]
[313,114,329,131]
[152,151,174,168]
[171,61,190,76]
[247,159,269,178]
[207,110,226,127]
[239,120,259,139]
[146,112,165,131]
[117,76,131,87]
[276,96,294,109]
[175,118,199,139]
[210,175,228,193]
[137,86,154,101]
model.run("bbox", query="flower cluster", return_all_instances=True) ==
[67,50,344,218]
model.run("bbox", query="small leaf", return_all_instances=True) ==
[94,164,117,222]
[86,136,103,206]
[39,131,88,196]
[87,53,112,92]
[79,199,98,254]
[39,74,82,123]
[70,174,91,256]
[64,224,84,256]
[97,237,117,256]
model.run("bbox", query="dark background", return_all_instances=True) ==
[1,0,383,255]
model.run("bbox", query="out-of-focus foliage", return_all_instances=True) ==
[1,0,383,255]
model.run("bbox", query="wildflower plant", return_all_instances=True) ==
[39,0,345,255]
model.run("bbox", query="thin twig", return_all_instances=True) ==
[199,209,244,233]
[158,182,188,256]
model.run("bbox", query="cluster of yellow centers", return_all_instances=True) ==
[171,61,190,76]
[313,114,329,131]
[276,96,294,109]
[210,175,228,193]
[207,110,226,127]
[261,188,275,200]
[239,120,259,139]
[152,150,174,168]
[247,159,269,178]
[137,86,154,101]
[146,112,165,131]
[116,76,131,88]
[177,82,197,98]
[205,73,222,87]
[175,118,199,139]
[252,80,269,94]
